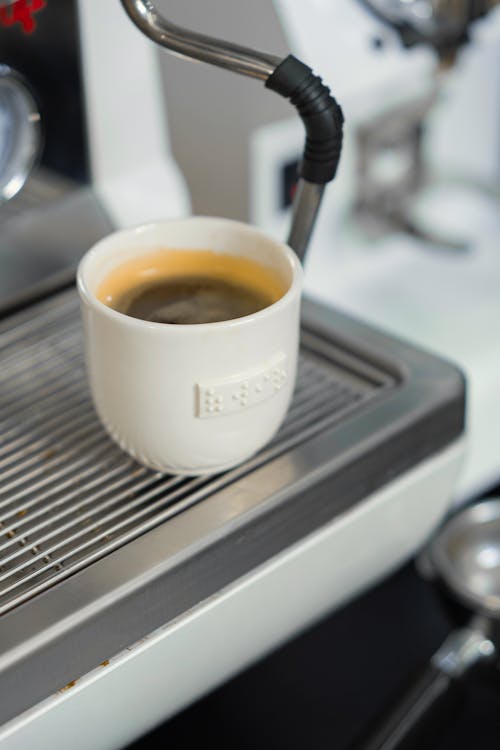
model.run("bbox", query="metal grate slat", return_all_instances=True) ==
[0,289,391,614]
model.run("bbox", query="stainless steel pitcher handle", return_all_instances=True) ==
[120,0,344,261]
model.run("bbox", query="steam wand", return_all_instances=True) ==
[120,0,344,262]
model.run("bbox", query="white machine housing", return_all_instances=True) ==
[77,0,190,226]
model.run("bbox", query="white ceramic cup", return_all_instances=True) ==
[77,217,303,475]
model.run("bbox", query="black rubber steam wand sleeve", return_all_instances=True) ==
[265,55,344,185]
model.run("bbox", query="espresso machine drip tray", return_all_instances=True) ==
[0,290,390,616]
[0,285,464,729]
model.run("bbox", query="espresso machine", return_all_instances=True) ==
[0,0,189,309]
[0,2,467,748]
[255,0,500,503]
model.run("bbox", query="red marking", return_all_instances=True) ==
[0,0,46,35]
[290,181,298,203]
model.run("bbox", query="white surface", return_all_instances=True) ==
[0,440,464,750]
[77,0,190,227]
[78,218,302,475]
[303,183,500,501]
[250,116,304,236]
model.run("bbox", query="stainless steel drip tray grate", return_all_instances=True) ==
[0,290,389,616]
[0,288,464,727]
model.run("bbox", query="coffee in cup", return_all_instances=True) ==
[97,249,287,325]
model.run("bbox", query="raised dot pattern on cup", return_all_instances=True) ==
[197,355,287,419]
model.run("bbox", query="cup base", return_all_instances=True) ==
[100,413,265,478]
[135,454,257,477]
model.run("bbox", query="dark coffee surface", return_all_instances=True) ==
[114,276,274,324]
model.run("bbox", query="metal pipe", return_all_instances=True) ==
[287,180,325,261]
[120,0,342,262]
[120,0,281,80]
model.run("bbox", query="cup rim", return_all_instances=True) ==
[77,216,303,332]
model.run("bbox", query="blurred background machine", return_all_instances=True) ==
[251,0,500,502]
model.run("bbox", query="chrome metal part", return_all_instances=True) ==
[0,66,41,203]
[120,1,334,261]
[287,180,325,261]
[120,0,280,80]
[356,499,500,750]
[0,170,70,226]
[429,499,500,617]
[354,94,432,236]
[431,627,496,677]
[0,178,113,310]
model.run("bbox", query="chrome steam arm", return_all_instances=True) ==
[120,0,344,261]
